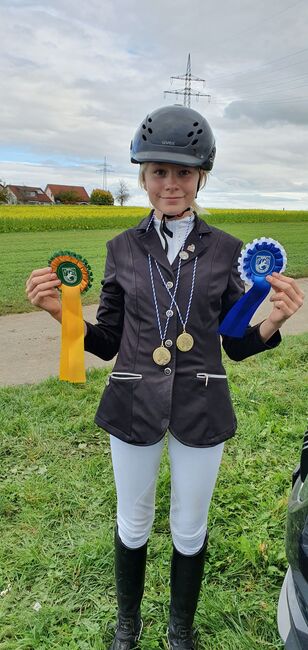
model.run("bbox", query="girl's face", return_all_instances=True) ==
[143,162,199,217]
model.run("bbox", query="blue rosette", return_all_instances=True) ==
[219,237,287,338]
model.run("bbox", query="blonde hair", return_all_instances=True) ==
[138,163,208,214]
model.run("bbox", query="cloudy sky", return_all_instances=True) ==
[0,0,308,209]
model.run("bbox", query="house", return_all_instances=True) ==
[45,184,90,203]
[7,185,52,205]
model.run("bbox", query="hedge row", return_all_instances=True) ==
[0,204,307,232]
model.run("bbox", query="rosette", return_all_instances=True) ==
[48,251,93,383]
[218,237,287,338]
[49,251,93,292]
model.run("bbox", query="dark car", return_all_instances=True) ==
[277,430,308,649]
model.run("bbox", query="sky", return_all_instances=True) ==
[0,0,308,209]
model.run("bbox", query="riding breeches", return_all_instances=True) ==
[110,432,224,556]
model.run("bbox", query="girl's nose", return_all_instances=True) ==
[164,172,179,188]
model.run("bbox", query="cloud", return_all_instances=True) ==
[223,100,308,126]
[0,0,307,208]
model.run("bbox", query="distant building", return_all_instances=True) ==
[7,185,52,205]
[45,184,90,203]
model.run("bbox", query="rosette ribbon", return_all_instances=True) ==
[49,251,93,383]
[218,237,287,338]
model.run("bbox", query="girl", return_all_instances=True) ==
[26,105,304,650]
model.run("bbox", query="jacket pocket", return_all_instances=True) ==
[196,372,227,387]
[196,371,236,436]
[97,373,142,437]
[107,371,143,385]
[110,372,142,380]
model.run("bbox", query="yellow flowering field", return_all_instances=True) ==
[0,204,307,232]
[0,205,148,232]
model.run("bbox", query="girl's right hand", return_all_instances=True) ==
[25,267,62,321]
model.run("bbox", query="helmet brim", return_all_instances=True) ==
[131,150,213,170]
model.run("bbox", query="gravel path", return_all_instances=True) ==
[1,279,307,387]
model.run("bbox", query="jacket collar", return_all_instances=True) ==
[135,211,212,274]
[135,211,212,235]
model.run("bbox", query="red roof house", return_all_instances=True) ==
[7,185,52,204]
[45,184,90,203]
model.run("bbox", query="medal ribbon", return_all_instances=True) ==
[154,257,198,332]
[60,284,86,383]
[148,215,192,347]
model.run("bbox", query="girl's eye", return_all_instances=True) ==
[179,169,190,176]
[154,169,165,176]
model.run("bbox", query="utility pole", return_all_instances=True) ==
[96,156,112,190]
[164,53,211,107]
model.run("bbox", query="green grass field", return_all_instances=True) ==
[0,334,307,649]
[1,222,307,316]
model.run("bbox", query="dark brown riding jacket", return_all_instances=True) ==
[84,213,281,447]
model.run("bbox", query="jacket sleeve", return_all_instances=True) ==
[220,241,281,361]
[84,241,124,360]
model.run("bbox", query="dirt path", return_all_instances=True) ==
[1,279,307,387]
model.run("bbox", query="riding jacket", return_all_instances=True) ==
[84,213,281,447]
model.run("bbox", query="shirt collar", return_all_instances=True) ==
[135,210,212,234]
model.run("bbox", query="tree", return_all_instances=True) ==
[90,189,114,205]
[0,179,10,203]
[115,180,130,206]
[54,190,80,204]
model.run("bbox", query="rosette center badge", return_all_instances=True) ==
[58,263,82,286]
[252,252,275,275]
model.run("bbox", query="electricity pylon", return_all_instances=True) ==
[164,53,211,107]
[96,156,112,190]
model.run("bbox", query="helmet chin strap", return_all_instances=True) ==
[159,207,191,255]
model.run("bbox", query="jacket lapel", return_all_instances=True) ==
[135,213,174,274]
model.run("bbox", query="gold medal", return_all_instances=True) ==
[153,345,171,366]
[176,331,194,352]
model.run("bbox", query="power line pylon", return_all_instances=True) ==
[96,156,112,190]
[164,53,211,107]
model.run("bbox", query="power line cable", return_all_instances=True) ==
[209,46,308,84]
[211,95,308,105]
[212,55,308,89]
[213,0,306,50]
[224,80,308,99]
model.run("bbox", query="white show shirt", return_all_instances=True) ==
[153,214,195,264]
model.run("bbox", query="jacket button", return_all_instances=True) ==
[166,281,174,289]
[164,367,172,376]
[165,339,173,348]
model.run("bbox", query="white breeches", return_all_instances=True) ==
[110,432,224,556]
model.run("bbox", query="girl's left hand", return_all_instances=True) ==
[266,272,304,327]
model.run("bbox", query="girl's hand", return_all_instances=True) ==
[25,267,62,321]
[266,272,304,327]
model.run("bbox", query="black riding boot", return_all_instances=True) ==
[109,528,147,650]
[167,534,208,650]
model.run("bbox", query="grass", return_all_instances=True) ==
[0,334,307,648]
[1,221,307,316]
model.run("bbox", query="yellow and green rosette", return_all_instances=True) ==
[48,251,93,383]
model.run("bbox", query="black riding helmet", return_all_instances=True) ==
[130,104,216,171]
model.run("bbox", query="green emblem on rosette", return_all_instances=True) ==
[48,250,93,292]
